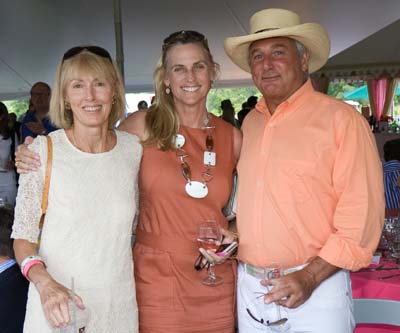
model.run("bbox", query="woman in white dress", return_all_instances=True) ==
[12,46,141,332]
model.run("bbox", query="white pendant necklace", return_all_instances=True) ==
[175,114,216,199]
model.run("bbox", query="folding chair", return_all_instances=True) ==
[353,298,400,326]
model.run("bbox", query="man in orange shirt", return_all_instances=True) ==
[225,8,384,332]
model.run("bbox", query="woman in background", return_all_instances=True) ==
[0,102,18,206]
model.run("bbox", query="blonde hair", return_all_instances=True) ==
[49,49,125,129]
[142,31,219,150]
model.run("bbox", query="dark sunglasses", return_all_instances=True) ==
[246,308,288,327]
[62,46,112,63]
[163,30,206,50]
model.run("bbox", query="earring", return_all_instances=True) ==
[165,86,171,95]
[65,102,71,110]
[112,95,116,105]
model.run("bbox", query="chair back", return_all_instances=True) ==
[354,298,400,326]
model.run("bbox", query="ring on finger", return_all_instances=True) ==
[15,161,21,167]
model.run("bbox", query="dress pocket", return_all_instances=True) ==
[133,244,174,308]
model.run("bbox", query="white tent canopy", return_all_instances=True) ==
[2,0,400,100]
[315,18,400,80]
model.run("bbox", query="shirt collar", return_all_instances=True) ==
[255,79,314,116]
[0,259,16,274]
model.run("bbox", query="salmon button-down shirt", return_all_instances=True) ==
[237,80,384,271]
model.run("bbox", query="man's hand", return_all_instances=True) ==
[261,257,340,309]
[261,268,317,308]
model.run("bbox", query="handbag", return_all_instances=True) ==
[37,136,53,245]
[222,171,238,221]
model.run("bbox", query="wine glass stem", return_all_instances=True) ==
[208,263,216,281]
[266,284,282,322]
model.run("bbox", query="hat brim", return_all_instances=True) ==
[224,23,330,74]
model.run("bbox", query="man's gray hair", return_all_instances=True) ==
[295,40,310,78]
[294,40,307,58]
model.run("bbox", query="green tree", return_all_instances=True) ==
[327,80,364,100]
[3,99,29,118]
[207,87,261,116]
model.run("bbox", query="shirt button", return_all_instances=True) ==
[257,181,262,187]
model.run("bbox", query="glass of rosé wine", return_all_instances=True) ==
[197,220,223,286]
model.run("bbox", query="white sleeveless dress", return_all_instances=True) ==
[12,129,142,333]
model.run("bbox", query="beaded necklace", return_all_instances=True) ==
[175,114,216,199]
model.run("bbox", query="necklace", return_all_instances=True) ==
[69,129,114,153]
[175,113,216,199]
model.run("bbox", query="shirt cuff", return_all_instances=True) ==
[318,235,373,271]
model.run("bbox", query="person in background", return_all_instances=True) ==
[220,99,238,127]
[238,96,257,128]
[20,82,58,141]
[12,45,140,332]
[383,138,400,216]
[8,112,21,142]
[247,95,258,110]
[120,30,241,333]
[224,8,384,332]
[237,101,249,128]
[0,102,18,206]
[0,207,29,333]
[137,100,148,111]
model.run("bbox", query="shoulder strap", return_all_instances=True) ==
[38,136,53,233]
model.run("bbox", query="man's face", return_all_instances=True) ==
[249,37,309,106]
[30,83,50,112]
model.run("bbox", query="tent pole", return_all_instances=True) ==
[113,0,125,85]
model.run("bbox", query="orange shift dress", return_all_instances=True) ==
[133,115,236,333]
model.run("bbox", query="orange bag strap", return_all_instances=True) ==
[38,136,53,235]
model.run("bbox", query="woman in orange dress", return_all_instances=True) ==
[120,30,241,332]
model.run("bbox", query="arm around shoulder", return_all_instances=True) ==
[232,127,242,162]
[118,111,147,140]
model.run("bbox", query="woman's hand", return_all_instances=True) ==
[199,228,238,265]
[15,136,41,173]
[35,275,85,328]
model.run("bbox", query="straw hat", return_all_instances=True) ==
[224,8,330,73]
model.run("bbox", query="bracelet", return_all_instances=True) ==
[20,255,46,277]
[23,260,45,280]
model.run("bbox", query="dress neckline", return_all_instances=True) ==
[61,129,119,156]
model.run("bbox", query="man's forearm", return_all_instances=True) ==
[304,256,341,286]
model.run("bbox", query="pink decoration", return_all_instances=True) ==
[372,78,388,121]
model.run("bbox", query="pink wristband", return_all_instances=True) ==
[23,260,45,280]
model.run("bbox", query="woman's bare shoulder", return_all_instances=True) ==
[118,111,147,139]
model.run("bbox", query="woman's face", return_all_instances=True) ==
[163,43,214,109]
[64,72,115,129]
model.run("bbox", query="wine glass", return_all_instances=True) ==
[247,263,290,330]
[197,220,223,286]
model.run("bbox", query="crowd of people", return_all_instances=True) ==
[1,7,386,333]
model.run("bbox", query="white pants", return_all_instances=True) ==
[237,262,355,333]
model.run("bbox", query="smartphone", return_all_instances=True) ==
[216,241,238,257]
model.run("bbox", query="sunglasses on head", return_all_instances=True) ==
[162,30,206,50]
[62,46,112,63]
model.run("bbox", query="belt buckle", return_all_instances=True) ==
[245,264,276,279]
